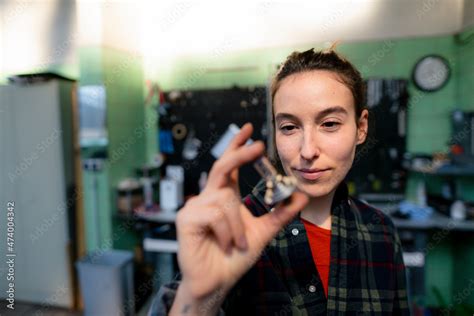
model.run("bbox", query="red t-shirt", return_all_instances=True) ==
[301,218,331,298]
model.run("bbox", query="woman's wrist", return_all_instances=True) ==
[169,281,227,316]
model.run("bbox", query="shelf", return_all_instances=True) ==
[392,212,474,232]
[135,211,177,224]
[119,209,474,231]
[117,206,474,233]
[116,210,177,224]
[408,165,474,176]
[143,237,178,253]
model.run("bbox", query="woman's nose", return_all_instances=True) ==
[299,130,320,161]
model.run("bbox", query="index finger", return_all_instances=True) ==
[205,122,257,189]
[223,122,254,154]
[206,140,265,189]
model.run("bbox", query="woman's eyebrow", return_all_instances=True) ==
[315,106,348,120]
[275,112,299,123]
[275,106,348,122]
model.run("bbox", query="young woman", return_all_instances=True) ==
[149,48,409,315]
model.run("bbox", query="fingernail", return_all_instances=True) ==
[238,235,248,250]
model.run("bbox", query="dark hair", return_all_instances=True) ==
[269,47,367,173]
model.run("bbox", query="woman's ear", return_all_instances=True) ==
[356,109,369,145]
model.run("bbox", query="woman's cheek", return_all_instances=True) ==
[276,136,298,169]
[325,126,358,163]
[326,137,355,163]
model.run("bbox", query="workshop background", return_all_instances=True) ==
[1,0,474,315]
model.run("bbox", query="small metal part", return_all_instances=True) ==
[264,195,273,205]
[266,179,274,189]
[253,155,278,180]
[211,124,298,214]
[252,156,297,209]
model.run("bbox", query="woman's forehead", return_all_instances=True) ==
[273,71,355,117]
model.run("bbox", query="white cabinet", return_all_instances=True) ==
[0,79,78,308]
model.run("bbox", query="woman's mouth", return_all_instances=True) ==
[294,168,330,181]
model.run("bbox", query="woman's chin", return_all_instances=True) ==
[296,182,333,198]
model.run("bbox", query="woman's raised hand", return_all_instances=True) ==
[169,123,308,316]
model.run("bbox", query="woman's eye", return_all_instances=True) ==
[322,121,341,129]
[280,125,296,132]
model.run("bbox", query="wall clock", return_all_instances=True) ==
[412,55,450,92]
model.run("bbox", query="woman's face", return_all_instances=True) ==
[273,70,368,198]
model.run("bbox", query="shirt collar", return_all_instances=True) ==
[284,181,350,232]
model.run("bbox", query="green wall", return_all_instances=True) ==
[455,25,474,208]
[80,46,148,251]
[451,24,474,312]
[456,25,474,111]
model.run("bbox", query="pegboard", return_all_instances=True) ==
[160,86,268,197]
[346,78,409,194]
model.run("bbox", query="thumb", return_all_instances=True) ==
[256,191,309,243]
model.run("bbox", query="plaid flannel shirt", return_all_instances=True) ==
[148,181,410,315]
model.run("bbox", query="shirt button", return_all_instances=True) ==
[291,228,299,236]
[308,285,316,293]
